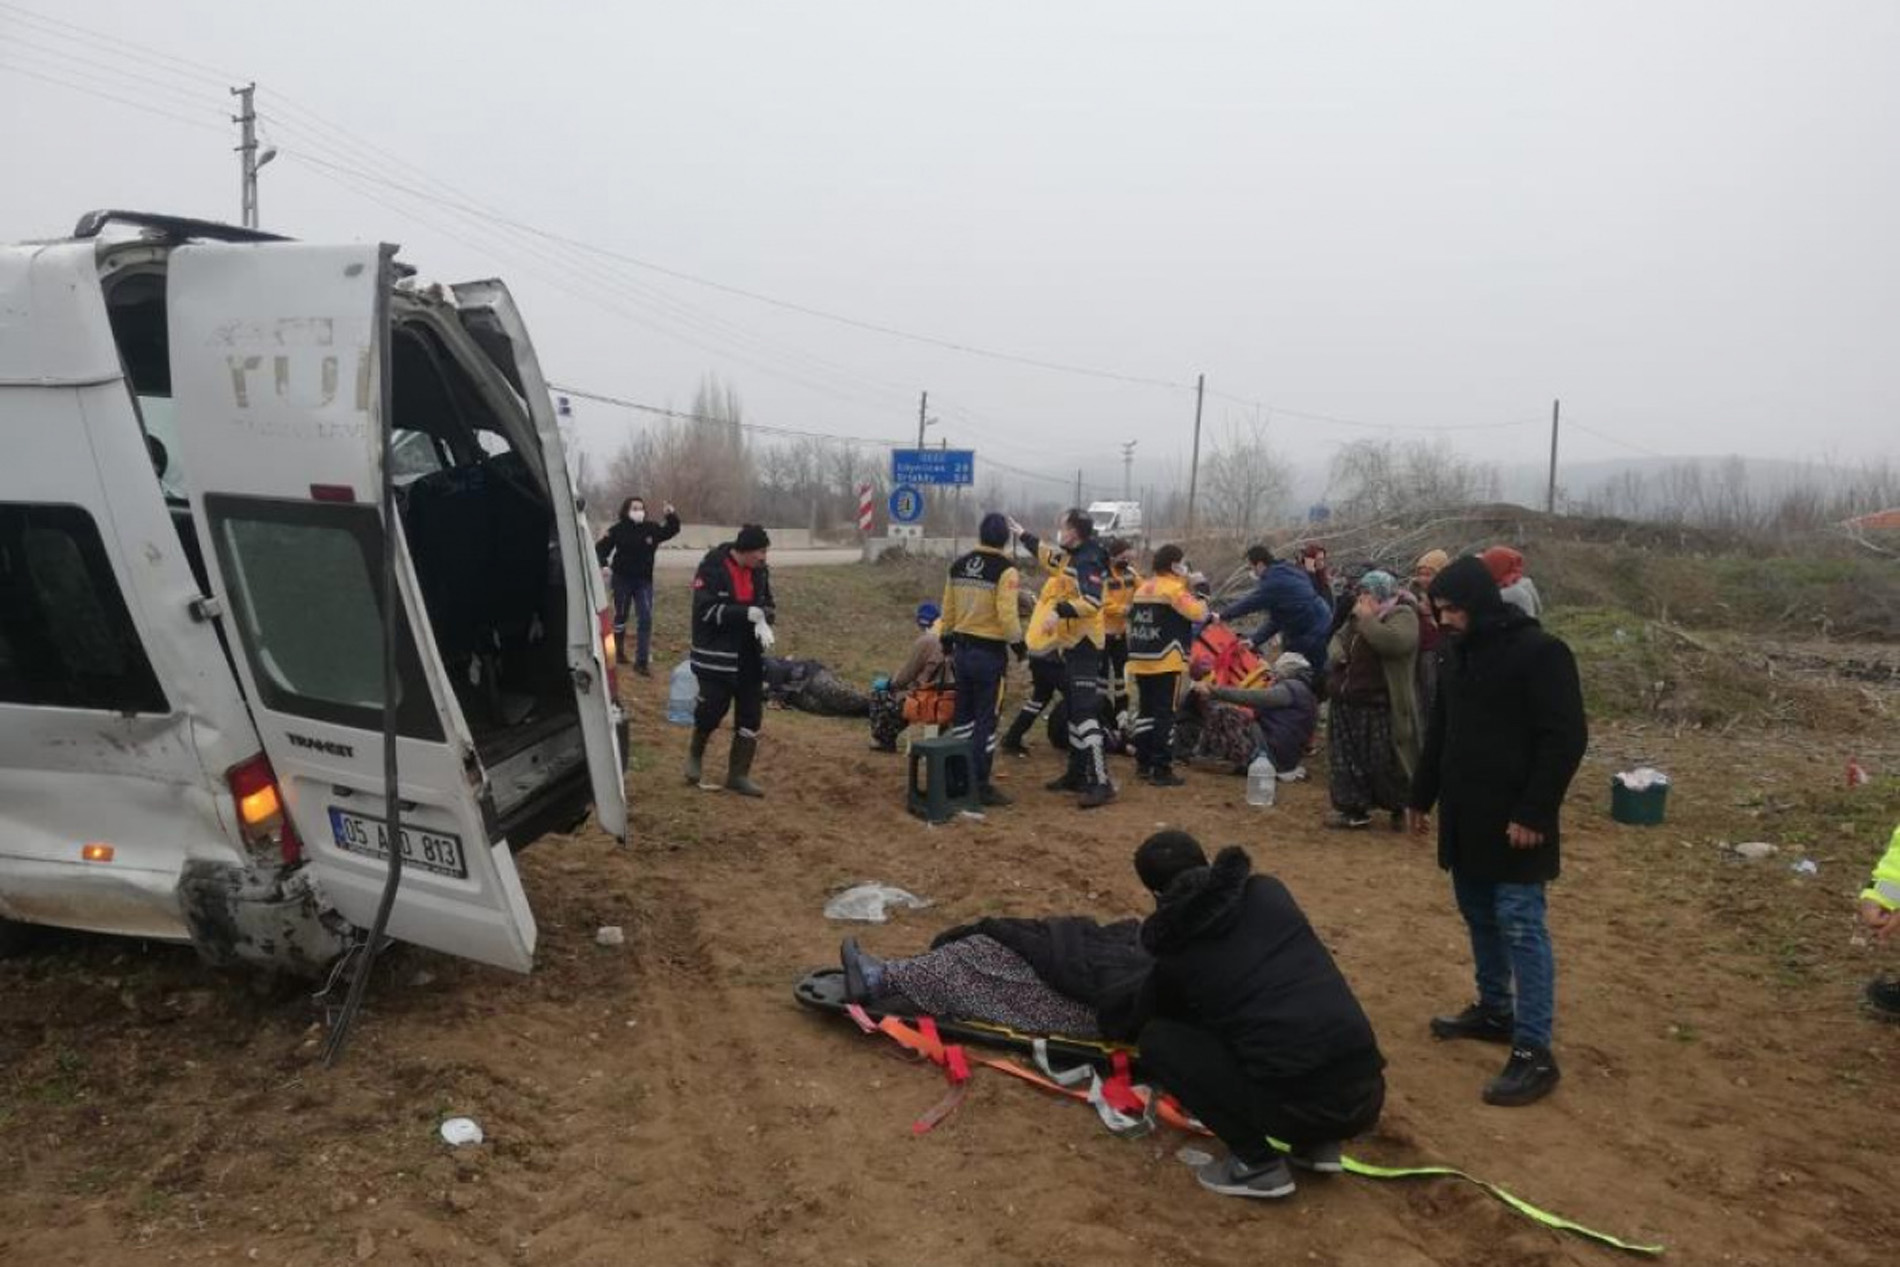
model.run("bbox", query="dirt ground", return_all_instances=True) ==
[3,561,1899,1266]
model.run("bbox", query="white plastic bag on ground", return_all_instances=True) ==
[823,884,931,923]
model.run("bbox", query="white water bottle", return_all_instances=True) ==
[666,661,698,725]
[1246,753,1277,807]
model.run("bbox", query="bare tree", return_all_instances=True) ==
[1203,420,1293,537]
[1332,437,1499,520]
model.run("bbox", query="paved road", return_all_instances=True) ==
[653,547,862,569]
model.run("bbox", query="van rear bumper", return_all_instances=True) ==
[177,859,349,975]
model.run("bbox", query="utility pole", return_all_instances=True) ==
[916,390,929,450]
[1546,398,1561,515]
[232,83,259,229]
[1120,440,1138,501]
[1074,469,1083,507]
[1185,373,1205,539]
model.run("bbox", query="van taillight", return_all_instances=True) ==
[227,753,303,865]
[598,606,619,696]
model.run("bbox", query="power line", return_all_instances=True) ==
[1202,386,1541,435]
[0,34,229,113]
[0,1,241,84]
[550,385,902,447]
[1564,418,1674,460]
[0,60,228,134]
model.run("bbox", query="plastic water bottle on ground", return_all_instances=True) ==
[666,661,698,725]
[1246,753,1277,807]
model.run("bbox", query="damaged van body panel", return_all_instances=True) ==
[0,214,632,979]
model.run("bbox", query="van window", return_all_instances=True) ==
[0,504,168,713]
[205,495,443,740]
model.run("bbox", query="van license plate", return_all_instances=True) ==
[328,809,468,879]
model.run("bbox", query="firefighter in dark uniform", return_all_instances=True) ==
[1019,508,1115,809]
[938,513,1026,807]
[686,524,775,797]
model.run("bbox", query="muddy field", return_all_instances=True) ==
[3,561,1898,1266]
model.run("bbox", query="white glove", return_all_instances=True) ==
[1006,516,1025,537]
[747,606,767,624]
[754,620,777,651]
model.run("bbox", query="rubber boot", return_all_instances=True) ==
[726,732,765,798]
[999,709,1035,757]
[615,632,630,665]
[684,727,712,785]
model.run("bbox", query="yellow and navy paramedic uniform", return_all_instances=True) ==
[938,544,1023,789]
[1102,557,1141,718]
[1019,531,1111,789]
[1001,565,1073,754]
[1127,570,1211,778]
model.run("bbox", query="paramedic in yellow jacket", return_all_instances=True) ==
[1016,508,1116,809]
[1126,544,1210,787]
[998,555,1073,759]
[1101,537,1141,723]
[1856,822,1900,1019]
[939,513,1026,808]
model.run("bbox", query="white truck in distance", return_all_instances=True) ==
[1087,500,1143,542]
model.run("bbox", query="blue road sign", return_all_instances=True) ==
[892,448,975,486]
[889,484,925,523]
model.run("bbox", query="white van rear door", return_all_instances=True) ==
[450,280,628,844]
[165,242,537,972]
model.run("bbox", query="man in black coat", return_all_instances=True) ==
[1407,556,1587,1108]
[1123,832,1385,1201]
[687,525,775,796]
[595,495,681,674]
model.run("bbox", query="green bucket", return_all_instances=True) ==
[1610,777,1669,826]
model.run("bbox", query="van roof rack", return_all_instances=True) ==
[72,210,291,244]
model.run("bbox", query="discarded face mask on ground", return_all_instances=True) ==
[824,884,931,924]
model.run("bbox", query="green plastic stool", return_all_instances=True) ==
[907,735,979,823]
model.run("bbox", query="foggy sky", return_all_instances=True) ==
[5,1,1896,501]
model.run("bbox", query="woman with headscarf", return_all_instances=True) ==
[1324,570,1422,830]
[1480,546,1543,619]
[1298,543,1334,603]
[1410,550,1450,714]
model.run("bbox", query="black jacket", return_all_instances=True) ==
[1130,848,1383,1091]
[932,916,1150,1032]
[689,544,776,677]
[1410,610,1588,884]
[596,512,682,582]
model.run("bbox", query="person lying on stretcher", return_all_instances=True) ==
[840,831,1386,1202]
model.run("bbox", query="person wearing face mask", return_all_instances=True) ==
[1100,538,1142,724]
[1016,509,1116,809]
[1125,544,1210,786]
[937,513,1026,806]
[595,496,682,675]
[687,524,776,797]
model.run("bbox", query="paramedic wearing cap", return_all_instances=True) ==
[1019,509,1116,809]
[687,524,775,797]
[939,513,1025,807]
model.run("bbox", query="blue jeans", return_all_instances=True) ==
[1451,872,1555,1049]
[951,641,1007,786]
[613,577,655,666]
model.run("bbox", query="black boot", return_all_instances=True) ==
[1000,711,1035,757]
[614,632,630,665]
[841,937,887,1002]
[726,732,764,798]
[1430,1003,1515,1044]
[1865,978,1900,1020]
[684,727,712,785]
[978,783,1013,808]
[1078,782,1118,810]
[1483,1045,1561,1107]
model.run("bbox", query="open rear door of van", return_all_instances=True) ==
[451,279,628,845]
[165,242,538,972]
